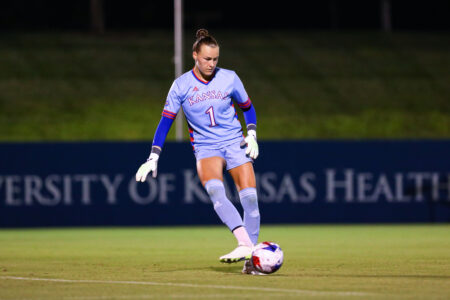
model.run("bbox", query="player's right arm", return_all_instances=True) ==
[136,81,181,182]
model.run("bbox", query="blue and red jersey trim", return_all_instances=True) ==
[188,123,195,150]
[162,110,177,120]
[238,98,252,111]
[191,69,216,85]
[230,102,239,120]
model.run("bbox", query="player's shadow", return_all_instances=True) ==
[155,266,212,273]
[209,265,287,276]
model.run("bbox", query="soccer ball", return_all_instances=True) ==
[251,241,284,274]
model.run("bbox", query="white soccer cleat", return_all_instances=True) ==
[242,259,266,275]
[219,245,252,263]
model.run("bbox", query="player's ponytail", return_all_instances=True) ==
[193,29,219,53]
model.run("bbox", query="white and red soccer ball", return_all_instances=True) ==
[251,241,284,274]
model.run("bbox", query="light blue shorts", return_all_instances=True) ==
[194,139,252,171]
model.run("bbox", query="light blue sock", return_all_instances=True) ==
[205,179,243,231]
[239,188,260,245]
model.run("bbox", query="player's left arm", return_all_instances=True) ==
[232,73,258,159]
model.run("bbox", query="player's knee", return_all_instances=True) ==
[246,193,258,204]
[205,179,226,200]
[239,188,258,204]
[239,188,259,217]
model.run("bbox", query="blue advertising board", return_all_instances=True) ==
[0,141,449,227]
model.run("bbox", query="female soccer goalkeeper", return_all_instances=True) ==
[136,29,261,275]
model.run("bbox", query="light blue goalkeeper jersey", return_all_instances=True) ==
[162,68,253,148]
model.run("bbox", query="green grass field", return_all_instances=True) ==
[0,31,449,140]
[0,225,449,299]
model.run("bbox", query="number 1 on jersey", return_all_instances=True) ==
[205,106,217,127]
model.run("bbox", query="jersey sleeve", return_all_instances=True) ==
[231,72,250,107]
[163,80,182,119]
[151,80,182,148]
[231,72,257,129]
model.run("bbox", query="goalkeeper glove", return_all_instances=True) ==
[244,129,259,159]
[136,151,159,182]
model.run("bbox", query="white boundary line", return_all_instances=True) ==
[0,276,370,297]
[65,293,320,299]
[66,295,288,299]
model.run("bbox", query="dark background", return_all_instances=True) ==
[1,0,449,31]
[2,140,449,227]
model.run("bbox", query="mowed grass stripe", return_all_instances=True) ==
[0,225,449,299]
[0,276,371,297]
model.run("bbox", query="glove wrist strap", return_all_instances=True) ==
[246,124,257,140]
[247,124,256,132]
[150,146,161,155]
[148,146,161,161]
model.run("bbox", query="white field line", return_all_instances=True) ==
[0,276,371,297]
[66,294,307,299]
